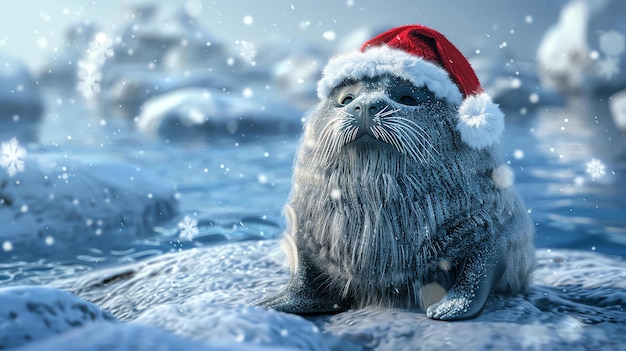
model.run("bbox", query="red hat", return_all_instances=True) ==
[317,24,504,150]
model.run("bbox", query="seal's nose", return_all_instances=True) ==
[346,99,387,136]
[353,99,386,120]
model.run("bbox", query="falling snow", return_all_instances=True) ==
[1,137,27,177]
[76,61,102,98]
[77,32,112,99]
[242,87,254,98]
[242,15,254,26]
[235,40,257,66]
[178,215,199,240]
[2,241,12,251]
[87,32,114,64]
[322,30,336,41]
[586,158,606,180]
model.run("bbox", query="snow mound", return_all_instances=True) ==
[53,240,626,350]
[136,88,302,141]
[0,286,118,349]
[101,68,231,118]
[54,241,284,320]
[135,303,334,350]
[537,0,626,96]
[14,322,279,351]
[0,156,178,254]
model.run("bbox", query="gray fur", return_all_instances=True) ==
[262,75,535,319]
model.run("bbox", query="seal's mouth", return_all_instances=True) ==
[349,133,388,148]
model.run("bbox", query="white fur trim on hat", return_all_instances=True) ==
[456,92,504,149]
[317,45,463,104]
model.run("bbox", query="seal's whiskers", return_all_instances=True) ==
[371,107,439,163]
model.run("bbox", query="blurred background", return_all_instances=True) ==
[1,0,625,284]
[1,0,567,69]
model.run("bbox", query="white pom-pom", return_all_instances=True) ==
[456,92,504,149]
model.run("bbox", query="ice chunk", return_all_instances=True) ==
[0,286,117,349]
[136,88,302,141]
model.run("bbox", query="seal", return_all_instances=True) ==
[256,25,535,320]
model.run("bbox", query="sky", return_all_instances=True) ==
[0,0,566,72]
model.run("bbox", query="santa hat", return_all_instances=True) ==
[317,25,504,150]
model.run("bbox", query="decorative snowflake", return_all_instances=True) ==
[77,32,113,99]
[596,56,620,80]
[178,215,199,240]
[1,137,26,177]
[76,60,102,98]
[87,32,114,65]
[586,158,606,180]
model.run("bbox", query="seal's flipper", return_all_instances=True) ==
[426,246,504,320]
[254,249,349,314]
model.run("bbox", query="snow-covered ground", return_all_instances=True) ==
[1,1,625,350]
[1,242,625,350]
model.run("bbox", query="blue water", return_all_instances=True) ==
[1,89,625,287]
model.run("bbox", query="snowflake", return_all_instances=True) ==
[1,138,26,177]
[76,60,102,98]
[586,158,606,180]
[87,32,114,65]
[596,56,620,80]
[178,215,199,240]
[235,40,256,66]
[77,32,113,99]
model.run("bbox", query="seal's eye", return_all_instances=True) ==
[340,94,355,105]
[388,82,436,106]
[400,95,418,105]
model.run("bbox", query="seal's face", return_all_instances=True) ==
[304,74,458,166]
